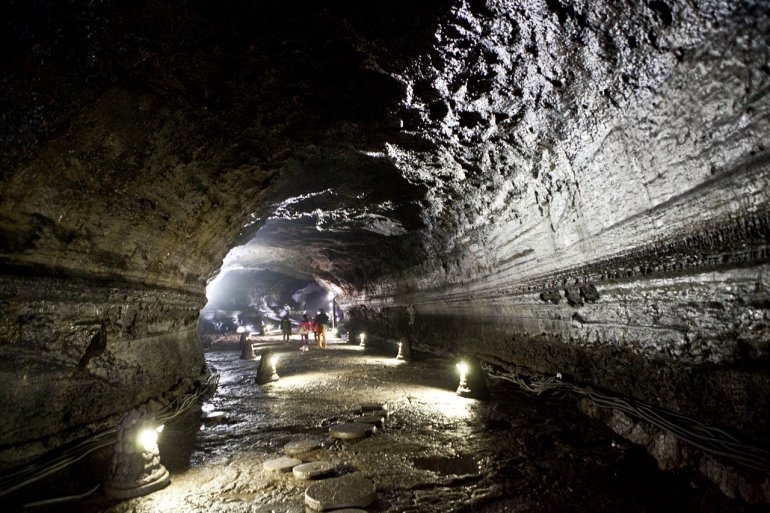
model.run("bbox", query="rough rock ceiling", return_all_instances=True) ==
[2,0,767,301]
[1,0,447,297]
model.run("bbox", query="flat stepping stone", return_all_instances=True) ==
[284,438,321,456]
[292,461,336,480]
[304,474,376,510]
[355,414,385,427]
[329,422,375,440]
[263,456,302,472]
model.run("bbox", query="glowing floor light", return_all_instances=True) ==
[256,352,281,384]
[456,361,471,396]
[359,333,366,347]
[138,425,164,452]
[104,411,169,500]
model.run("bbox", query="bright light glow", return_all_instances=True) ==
[236,326,246,333]
[456,361,471,396]
[138,427,159,452]
[270,355,278,368]
[401,388,474,419]
[155,424,164,433]
[362,356,406,367]
[359,333,365,343]
[270,371,327,389]
[327,292,335,301]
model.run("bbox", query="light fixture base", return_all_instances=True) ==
[456,382,472,396]
[105,410,170,500]
[104,465,170,500]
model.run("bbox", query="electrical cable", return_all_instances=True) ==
[21,484,100,509]
[0,370,219,497]
[480,360,770,473]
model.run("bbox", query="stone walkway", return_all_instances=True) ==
[57,335,756,513]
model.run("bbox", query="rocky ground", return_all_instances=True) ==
[21,334,767,513]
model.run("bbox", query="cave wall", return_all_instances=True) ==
[0,273,204,469]
[352,0,770,450]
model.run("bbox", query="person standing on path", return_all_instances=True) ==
[314,310,329,349]
[280,314,292,343]
[298,314,312,352]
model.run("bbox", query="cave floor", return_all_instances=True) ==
[43,335,763,513]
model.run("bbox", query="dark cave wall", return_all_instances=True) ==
[0,273,205,469]
[350,0,770,451]
[350,282,770,498]
[350,257,770,446]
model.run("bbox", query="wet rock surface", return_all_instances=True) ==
[32,336,764,513]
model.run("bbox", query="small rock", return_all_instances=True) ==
[355,414,385,427]
[292,461,336,480]
[263,456,302,472]
[329,422,375,440]
[304,474,376,510]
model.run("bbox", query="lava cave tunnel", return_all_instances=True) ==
[1,0,770,511]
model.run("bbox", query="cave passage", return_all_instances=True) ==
[15,334,755,513]
[1,0,769,510]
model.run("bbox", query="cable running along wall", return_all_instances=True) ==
[480,361,770,474]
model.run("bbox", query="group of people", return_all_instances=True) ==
[280,310,330,351]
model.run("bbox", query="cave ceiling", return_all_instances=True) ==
[1,0,768,305]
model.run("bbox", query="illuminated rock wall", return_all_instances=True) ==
[351,0,770,450]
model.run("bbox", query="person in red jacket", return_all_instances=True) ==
[298,314,312,352]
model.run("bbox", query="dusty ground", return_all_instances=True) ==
[19,334,768,513]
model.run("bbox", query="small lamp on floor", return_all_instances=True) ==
[104,409,170,500]
[456,361,471,396]
[256,351,280,384]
